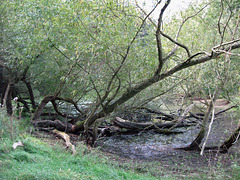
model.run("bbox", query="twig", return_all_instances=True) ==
[215,105,237,116]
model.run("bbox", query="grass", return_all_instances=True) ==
[0,109,158,180]
[0,136,159,179]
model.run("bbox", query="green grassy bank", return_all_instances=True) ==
[0,109,159,180]
[0,136,158,180]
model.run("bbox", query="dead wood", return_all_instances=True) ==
[179,98,215,151]
[169,104,194,131]
[153,129,183,134]
[139,107,174,120]
[113,117,191,131]
[188,112,204,120]
[52,129,77,155]
[180,119,240,153]
[32,119,73,133]
[214,105,238,116]
[186,105,237,121]
[32,95,85,121]
[32,95,56,120]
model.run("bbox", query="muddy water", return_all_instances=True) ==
[96,127,200,159]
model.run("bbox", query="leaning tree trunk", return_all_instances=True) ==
[32,95,85,121]
[32,95,56,120]
[182,98,215,150]
[75,42,240,135]
[219,120,240,153]
[182,72,223,151]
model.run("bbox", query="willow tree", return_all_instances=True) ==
[1,0,240,147]
[70,0,240,134]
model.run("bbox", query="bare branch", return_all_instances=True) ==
[200,106,215,155]
[160,30,191,57]
[212,38,240,52]
[217,0,224,40]
[213,50,240,56]
[134,0,157,27]
[163,2,212,62]
[222,12,232,42]
[155,0,171,75]
[162,41,240,80]
[104,75,121,108]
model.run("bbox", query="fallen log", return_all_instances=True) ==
[32,119,73,132]
[215,105,238,116]
[113,117,192,131]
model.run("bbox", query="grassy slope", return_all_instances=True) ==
[0,136,160,180]
[0,109,158,180]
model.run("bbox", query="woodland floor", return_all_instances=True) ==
[33,100,240,178]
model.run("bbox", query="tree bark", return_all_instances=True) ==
[113,117,191,131]
[182,99,214,150]
[23,80,37,110]
[219,120,240,153]
[32,95,55,120]
[32,95,85,121]
[2,83,13,115]
[33,119,73,132]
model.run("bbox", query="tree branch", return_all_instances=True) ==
[155,0,171,76]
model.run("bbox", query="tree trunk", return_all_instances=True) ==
[113,117,190,132]
[219,120,240,153]
[33,119,73,132]
[32,95,55,120]
[182,99,214,150]
[23,80,37,110]
[2,83,13,115]
[32,95,85,121]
